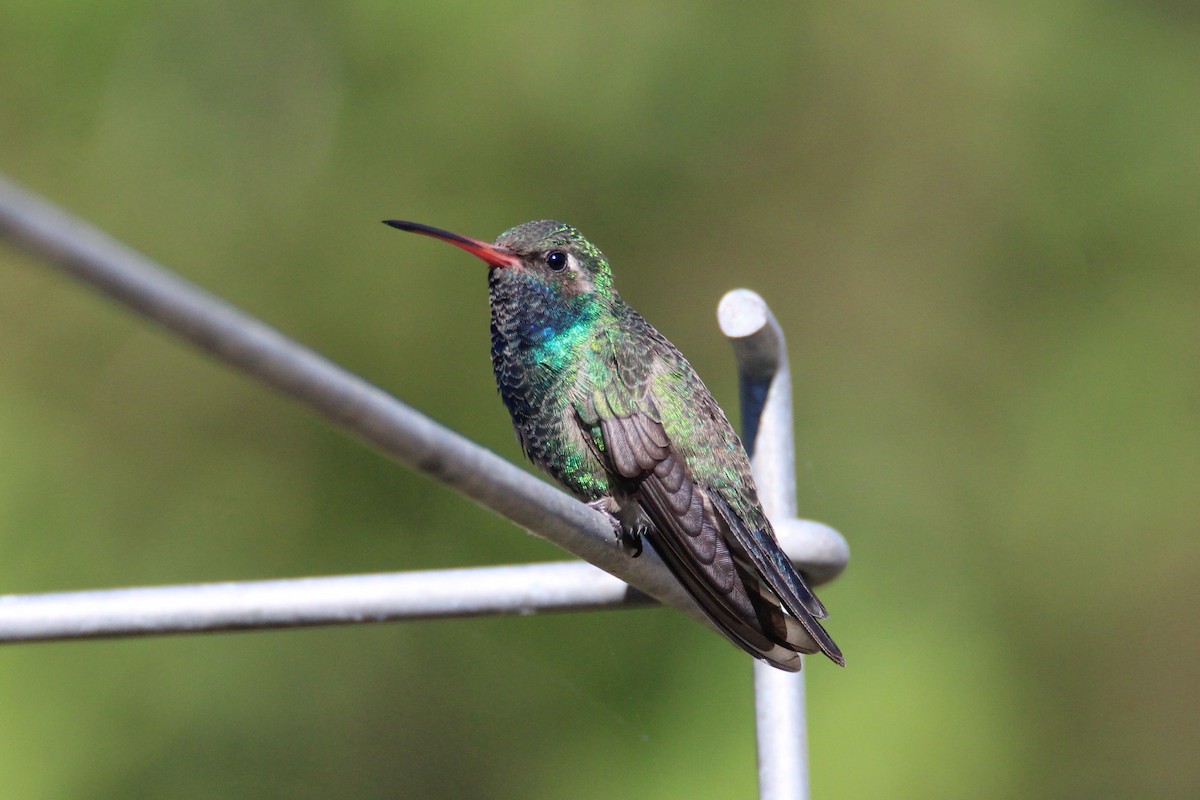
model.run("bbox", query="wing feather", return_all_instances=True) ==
[576,314,842,670]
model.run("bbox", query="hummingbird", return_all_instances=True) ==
[384,218,843,671]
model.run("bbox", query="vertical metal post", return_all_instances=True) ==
[719,289,810,800]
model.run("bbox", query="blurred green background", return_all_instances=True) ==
[2,1,1198,797]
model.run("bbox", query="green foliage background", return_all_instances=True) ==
[2,1,1198,797]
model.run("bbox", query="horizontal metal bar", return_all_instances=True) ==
[0,561,651,644]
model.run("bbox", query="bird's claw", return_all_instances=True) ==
[588,499,644,557]
[620,528,644,558]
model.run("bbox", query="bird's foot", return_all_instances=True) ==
[588,499,644,558]
[620,527,645,558]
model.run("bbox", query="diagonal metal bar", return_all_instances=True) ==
[0,174,707,628]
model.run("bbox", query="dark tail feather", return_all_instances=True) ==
[715,499,845,667]
[644,527,804,669]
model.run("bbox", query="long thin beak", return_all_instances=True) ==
[383,220,520,268]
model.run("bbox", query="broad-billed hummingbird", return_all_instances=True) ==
[384,219,842,671]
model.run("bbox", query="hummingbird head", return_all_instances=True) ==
[383,219,615,305]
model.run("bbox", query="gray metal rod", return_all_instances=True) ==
[0,562,650,643]
[720,289,845,800]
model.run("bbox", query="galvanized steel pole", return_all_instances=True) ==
[720,289,848,800]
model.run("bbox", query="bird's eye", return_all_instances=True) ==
[545,250,568,272]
